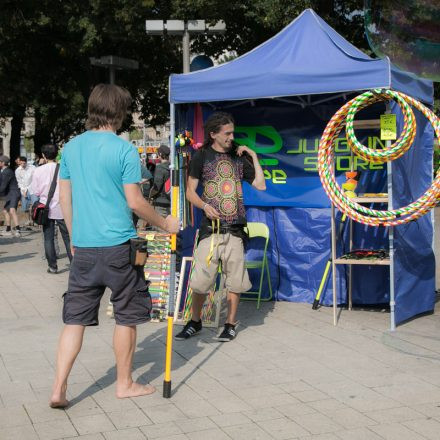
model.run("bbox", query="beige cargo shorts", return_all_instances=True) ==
[189,233,252,294]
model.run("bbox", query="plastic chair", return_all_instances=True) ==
[241,222,273,309]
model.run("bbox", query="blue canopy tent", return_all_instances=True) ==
[168,9,435,328]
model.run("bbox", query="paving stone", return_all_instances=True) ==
[183,427,231,439]
[209,395,253,413]
[0,405,32,428]
[274,402,316,418]
[65,396,105,418]
[291,389,330,403]
[103,428,146,440]
[91,390,139,412]
[106,407,152,429]
[257,416,309,439]
[325,408,376,429]
[0,424,39,440]
[232,384,287,400]
[308,399,348,414]
[246,393,299,409]
[403,418,440,439]
[142,403,188,423]
[365,406,426,423]
[335,427,385,439]
[139,421,182,438]
[70,413,116,436]
[152,435,188,440]
[174,398,220,418]
[210,412,251,427]
[174,416,217,433]
[33,419,78,440]
[299,435,340,440]
[224,422,274,440]
[24,401,70,423]
[373,381,440,405]
[65,435,105,440]
[291,412,342,435]
[368,422,427,440]
[276,380,314,394]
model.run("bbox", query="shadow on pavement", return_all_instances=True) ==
[67,299,274,406]
[0,252,38,263]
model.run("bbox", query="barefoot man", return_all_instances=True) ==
[50,84,179,408]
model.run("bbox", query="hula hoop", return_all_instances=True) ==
[318,89,440,226]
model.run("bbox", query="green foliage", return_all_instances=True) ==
[0,0,437,155]
[129,129,143,141]
[23,136,34,153]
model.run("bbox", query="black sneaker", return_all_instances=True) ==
[47,267,58,274]
[175,320,202,340]
[214,323,237,342]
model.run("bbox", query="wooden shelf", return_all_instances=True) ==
[334,257,390,266]
[352,196,388,204]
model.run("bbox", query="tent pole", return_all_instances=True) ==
[163,103,177,397]
[386,103,395,332]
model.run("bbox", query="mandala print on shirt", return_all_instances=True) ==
[202,154,245,224]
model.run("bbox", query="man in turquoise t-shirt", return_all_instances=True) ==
[49,84,179,409]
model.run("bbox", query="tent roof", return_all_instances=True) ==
[169,9,433,104]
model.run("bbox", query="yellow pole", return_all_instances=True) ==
[163,175,179,398]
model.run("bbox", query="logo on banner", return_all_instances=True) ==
[235,125,384,185]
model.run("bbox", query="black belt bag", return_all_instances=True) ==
[129,238,149,266]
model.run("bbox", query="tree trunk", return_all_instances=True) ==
[33,108,52,157]
[9,107,25,166]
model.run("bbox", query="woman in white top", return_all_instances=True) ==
[31,144,72,273]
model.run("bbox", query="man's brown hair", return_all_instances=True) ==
[85,84,132,131]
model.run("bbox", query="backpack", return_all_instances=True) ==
[150,163,170,201]
[163,176,171,199]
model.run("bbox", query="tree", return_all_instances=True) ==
[0,0,436,159]
[0,0,181,157]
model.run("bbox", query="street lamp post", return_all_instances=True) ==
[146,18,225,399]
[89,55,139,84]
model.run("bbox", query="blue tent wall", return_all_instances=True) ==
[392,103,436,324]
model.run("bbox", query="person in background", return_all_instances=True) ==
[132,157,154,229]
[149,144,171,217]
[0,155,22,237]
[31,144,72,274]
[15,156,36,225]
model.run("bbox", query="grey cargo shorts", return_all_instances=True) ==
[63,241,152,326]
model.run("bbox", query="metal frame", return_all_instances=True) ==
[330,117,395,330]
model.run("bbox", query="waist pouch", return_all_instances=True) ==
[198,222,248,245]
[129,238,149,266]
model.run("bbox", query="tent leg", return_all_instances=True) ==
[387,134,396,332]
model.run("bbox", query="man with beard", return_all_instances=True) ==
[175,112,266,342]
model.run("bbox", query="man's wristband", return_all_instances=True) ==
[202,203,208,211]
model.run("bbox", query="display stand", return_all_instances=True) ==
[330,121,395,330]
[143,232,174,322]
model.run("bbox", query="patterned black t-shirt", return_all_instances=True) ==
[189,146,255,226]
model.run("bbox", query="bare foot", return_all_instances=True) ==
[116,382,156,399]
[49,395,69,408]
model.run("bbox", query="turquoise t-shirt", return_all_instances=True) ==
[60,131,141,247]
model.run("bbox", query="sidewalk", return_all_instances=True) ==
[1,229,440,440]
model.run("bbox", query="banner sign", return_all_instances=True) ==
[229,103,386,207]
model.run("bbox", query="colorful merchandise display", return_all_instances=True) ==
[143,232,177,322]
[318,89,440,226]
[174,130,198,228]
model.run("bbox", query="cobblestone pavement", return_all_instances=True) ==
[1,228,440,440]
